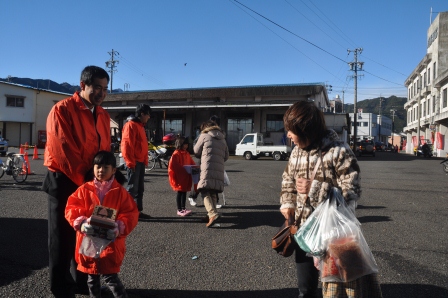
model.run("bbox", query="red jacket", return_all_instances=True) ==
[44,92,111,186]
[168,149,196,191]
[65,179,139,275]
[121,118,148,169]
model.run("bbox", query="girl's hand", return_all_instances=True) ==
[280,208,295,220]
[296,178,311,194]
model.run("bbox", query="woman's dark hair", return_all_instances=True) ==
[175,136,189,150]
[80,66,110,85]
[135,103,151,117]
[200,120,217,131]
[283,100,327,148]
[84,150,126,184]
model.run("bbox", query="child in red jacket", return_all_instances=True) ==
[65,151,139,298]
[168,136,196,216]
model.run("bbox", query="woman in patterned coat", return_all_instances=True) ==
[280,100,382,298]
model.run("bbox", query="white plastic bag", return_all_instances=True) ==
[295,187,378,282]
[224,171,230,186]
[79,235,112,258]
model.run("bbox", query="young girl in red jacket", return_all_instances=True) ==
[168,136,197,216]
[65,151,139,298]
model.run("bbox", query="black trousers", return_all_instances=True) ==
[88,273,128,298]
[126,162,145,212]
[176,191,187,210]
[42,170,88,297]
[294,240,319,298]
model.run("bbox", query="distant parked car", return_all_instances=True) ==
[374,142,385,151]
[0,137,8,156]
[356,140,375,157]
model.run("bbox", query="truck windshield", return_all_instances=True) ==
[242,135,254,143]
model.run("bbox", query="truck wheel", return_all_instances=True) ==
[244,152,253,160]
[273,152,282,161]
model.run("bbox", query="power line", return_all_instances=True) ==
[229,0,347,84]
[283,0,349,51]
[232,0,348,64]
[302,0,359,49]
[117,54,170,89]
[363,70,404,86]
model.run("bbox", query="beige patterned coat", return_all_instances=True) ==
[280,130,361,227]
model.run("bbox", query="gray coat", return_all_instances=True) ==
[193,126,229,192]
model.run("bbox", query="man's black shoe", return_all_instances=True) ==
[138,212,152,220]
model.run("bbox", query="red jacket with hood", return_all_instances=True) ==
[168,149,196,191]
[65,179,139,275]
[121,117,148,169]
[43,92,111,186]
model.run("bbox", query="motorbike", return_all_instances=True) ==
[117,133,176,171]
[441,158,448,174]
[415,144,433,158]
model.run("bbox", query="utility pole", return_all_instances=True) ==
[348,48,363,147]
[342,90,345,113]
[378,96,385,143]
[106,49,119,93]
[390,109,397,148]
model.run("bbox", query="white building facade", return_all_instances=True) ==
[349,112,392,143]
[0,81,70,147]
[403,11,448,157]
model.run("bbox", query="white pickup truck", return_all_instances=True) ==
[235,133,292,161]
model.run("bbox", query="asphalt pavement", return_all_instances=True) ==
[0,148,447,298]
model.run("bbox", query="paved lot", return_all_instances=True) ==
[0,149,447,298]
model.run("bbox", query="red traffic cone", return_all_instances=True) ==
[19,144,24,154]
[33,146,39,160]
[25,142,29,150]
[24,152,33,175]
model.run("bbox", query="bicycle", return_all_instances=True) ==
[0,152,29,183]
[146,147,170,171]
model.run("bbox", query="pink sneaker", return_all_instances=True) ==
[177,210,185,216]
[183,209,192,216]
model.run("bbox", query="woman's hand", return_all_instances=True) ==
[296,178,311,194]
[280,208,295,220]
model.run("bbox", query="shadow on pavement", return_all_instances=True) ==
[0,217,48,286]
[122,284,448,298]
[126,288,301,298]
[358,215,392,223]
[381,283,448,298]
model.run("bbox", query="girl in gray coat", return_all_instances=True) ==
[194,120,229,227]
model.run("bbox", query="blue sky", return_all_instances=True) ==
[0,0,446,102]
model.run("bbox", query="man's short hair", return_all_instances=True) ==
[80,66,110,85]
[135,103,151,117]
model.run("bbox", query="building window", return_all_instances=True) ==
[443,89,447,109]
[428,67,431,84]
[433,62,436,79]
[266,114,284,132]
[6,96,25,107]
[423,72,426,86]
[433,95,436,113]
[423,101,426,116]
[162,119,183,136]
[363,122,368,127]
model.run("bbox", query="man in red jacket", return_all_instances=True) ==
[121,104,151,219]
[42,66,111,298]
